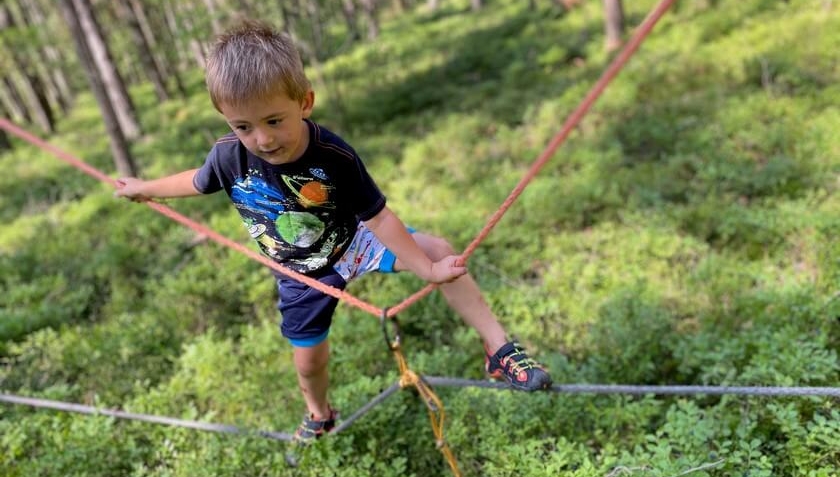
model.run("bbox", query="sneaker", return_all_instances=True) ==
[293,408,338,444]
[485,341,552,391]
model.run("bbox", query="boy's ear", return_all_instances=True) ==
[301,90,315,118]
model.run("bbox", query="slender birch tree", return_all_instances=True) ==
[71,0,142,139]
[57,0,138,177]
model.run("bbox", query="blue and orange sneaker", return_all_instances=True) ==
[293,408,338,445]
[485,341,552,391]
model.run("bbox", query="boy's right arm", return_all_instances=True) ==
[114,168,201,201]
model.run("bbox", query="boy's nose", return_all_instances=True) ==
[256,129,275,149]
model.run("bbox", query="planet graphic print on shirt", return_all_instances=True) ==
[231,170,349,273]
[246,223,281,258]
[275,211,324,247]
[282,175,334,208]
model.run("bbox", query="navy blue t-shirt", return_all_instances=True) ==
[193,119,386,276]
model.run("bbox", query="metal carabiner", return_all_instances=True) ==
[380,308,401,351]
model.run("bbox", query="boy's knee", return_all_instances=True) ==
[296,354,328,377]
[423,235,456,260]
[293,344,329,377]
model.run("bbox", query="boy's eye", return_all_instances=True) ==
[234,125,249,131]
[268,119,282,125]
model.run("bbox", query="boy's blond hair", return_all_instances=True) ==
[205,20,311,110]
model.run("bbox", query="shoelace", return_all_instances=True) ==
[299,410,337,433]
[501,348,538,374]
[301,419,328,432]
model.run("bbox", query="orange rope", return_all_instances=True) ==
[0,118,383,318]
[387,0,679,317]
[392,345,461,477]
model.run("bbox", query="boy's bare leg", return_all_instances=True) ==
[293,340,332,418]
[395,233,508,354]
[398,233,552,391]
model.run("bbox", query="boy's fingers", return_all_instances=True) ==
[445,269,466,283]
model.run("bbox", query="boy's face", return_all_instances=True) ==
[220,90,315,165]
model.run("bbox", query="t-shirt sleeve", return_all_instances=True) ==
[346,153,386,222]
[192,147,225,194]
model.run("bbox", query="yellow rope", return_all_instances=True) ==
[392,346,462,477]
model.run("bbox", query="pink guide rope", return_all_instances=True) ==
[0,118,383,318]
[387,0,678,316]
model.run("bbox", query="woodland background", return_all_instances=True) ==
[1,0,839,476]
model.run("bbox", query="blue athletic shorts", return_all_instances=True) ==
[277,223,410,347]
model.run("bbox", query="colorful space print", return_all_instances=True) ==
[281,175,334,208]
[247,223,282,258]
[231,169,348,273]
[275,211,324,247]
[231,175,286,220]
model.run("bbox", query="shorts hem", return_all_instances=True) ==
[379,249,397,273]
[288,330,330,347]
[377,226,415,274]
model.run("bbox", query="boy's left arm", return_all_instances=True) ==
[363,206,466,284]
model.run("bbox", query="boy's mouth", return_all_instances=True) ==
[260,147,282,156]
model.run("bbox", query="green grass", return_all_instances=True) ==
[1,0,839,475]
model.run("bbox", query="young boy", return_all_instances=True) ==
[115,20,551,443]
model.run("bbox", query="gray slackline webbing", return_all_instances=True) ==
[0,383,402,441]
[331,382,401,434]
[3,379,838,442]
[423,377,840,397]
[0,392,294,441]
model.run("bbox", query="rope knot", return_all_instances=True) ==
[399,369,420,388]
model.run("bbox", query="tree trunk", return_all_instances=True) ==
[127,0,185,98]
[175,0,209,70]
[129,0,160,52]
[161,0,188,65]
[0,101,15,151]
[155,0,189,97]
[0,128,11,152]
[358,0,379,40]
[300,0,324,59]
[57,0,138,177]
[279,1,299,36]
[471,0,482,11]
[71,0,142,139]
[201,0,223,36]
[0,5,54,133]
[0,77,30,125]
[12,73,53,133]
[339,0,361,41]
[603,0,624,52]
[9,0,65,114]
[17,0,74,113]
[116,0,170,102]
[427,0,439,12]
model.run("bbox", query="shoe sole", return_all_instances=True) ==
[488,372,553,391]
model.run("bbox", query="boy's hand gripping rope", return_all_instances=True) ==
[382,309,462,477]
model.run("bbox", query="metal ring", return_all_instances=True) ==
[380,308,401,351]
